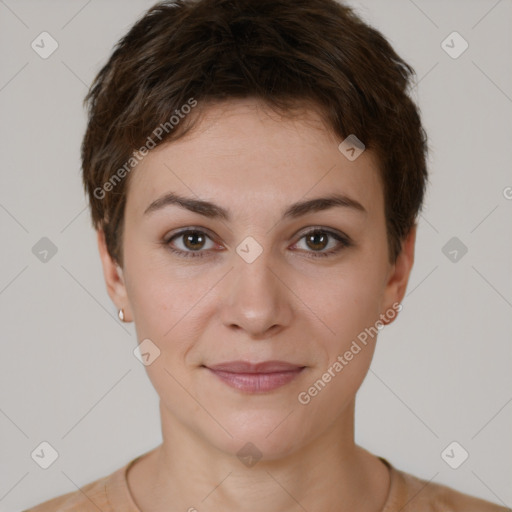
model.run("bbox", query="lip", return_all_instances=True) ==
[205,360,306,393]
[207,360,304,373]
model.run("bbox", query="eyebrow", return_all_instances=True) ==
[143,191,366,220]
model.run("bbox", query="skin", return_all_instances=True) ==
[97,97,416,512]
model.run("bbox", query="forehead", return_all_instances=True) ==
[125,99,384,221]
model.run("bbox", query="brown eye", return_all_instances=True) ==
[292,228,351,258]
[165,229,217,258]
[305,231,329,251]
[182,231,206,250]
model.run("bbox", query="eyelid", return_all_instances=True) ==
[164,225,218,243]
[290,227,352,257]
[295,225,351,243]
[163,227,224,260]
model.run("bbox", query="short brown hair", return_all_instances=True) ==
[81,0,429,266]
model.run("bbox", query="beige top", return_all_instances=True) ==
[23,451,508,512]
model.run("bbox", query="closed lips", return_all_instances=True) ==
[206,361,305,373]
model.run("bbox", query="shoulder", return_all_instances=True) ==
[22,472,112,512]
[22,449,154,512]
[384,460,509,512]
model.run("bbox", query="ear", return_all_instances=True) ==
[96,229,132,322]
[380,224,416,325]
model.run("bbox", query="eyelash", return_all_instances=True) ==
[163,227,352,259]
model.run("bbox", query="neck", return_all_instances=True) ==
[127,398,391,512]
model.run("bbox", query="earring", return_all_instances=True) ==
[118,308,125,322]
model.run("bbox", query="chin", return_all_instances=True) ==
[206,412,309,462]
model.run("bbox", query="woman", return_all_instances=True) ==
[24,0,508,510]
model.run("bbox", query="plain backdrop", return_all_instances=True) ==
[0,0,511,510]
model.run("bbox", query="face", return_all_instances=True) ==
[98,98,415,459]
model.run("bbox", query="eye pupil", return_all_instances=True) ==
[184,231,205,250]
[306,232,328,251]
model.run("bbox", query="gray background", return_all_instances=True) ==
[0,0,511,510]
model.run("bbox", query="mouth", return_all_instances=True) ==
[203,360,306,393]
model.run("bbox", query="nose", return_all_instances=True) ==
[219,248,294,338]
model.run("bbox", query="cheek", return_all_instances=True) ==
[122,232,187,328]
[123,245,218,368]
[128,272,200,342]
[313,265,384,351]
[295,270,383,416]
